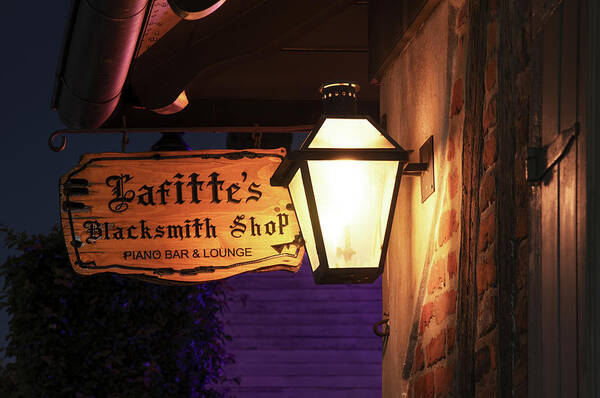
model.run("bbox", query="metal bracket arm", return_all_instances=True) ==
[403,162,429,176]
[402,136,435,202]
[48,124,314,152]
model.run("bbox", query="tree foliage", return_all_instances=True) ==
[0,226,233,397]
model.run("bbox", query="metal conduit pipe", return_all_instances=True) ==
[54,0,149,128]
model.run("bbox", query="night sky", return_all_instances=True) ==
[0,2,67,349]
[0,2,232,354]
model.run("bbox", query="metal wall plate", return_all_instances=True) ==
[419,136,435,202]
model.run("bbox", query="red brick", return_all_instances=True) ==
[483,95,497,131]
[448,168,459,200]
[434,364,454,397]
[447,133,456,162]
[483,130,497,169]
[475,345,491,381]
[447,251,458,279]
[478,209,496,253]
[414,341,425,373]
[479,166,496,212]
[426,331,446,366]
[485,55,497,92]
[428,258,446,294]
[434,290,457,323]
[420,302,434,335]
[408,381,415,398]
[414,371,435,398]
[451,78,464,116]
[477,289,497,337]
[447,327,456,352]
[477,252,496,297]
[438,209,459,247]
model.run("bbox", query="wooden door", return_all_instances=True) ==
[529,0,586,396]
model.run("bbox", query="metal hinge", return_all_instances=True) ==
[527,123,579,183]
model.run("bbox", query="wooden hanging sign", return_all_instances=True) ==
[59,149,304,283]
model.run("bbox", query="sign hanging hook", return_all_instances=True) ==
[121,116,130,153]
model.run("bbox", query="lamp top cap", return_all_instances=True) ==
[319,81,360,115]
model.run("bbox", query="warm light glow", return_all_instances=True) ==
[308,118,396,149]
[152,91,189,115]
[307,160,398,269]
[289,170,320,271]
[273,115,407,282]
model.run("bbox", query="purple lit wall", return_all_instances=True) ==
[220,256,382,397]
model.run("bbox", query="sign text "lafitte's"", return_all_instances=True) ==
[106,171,263,213]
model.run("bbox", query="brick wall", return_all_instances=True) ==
[380,0,530,396]
[409,2,466,397]
[380,1,466,396]
[473,3,499,395]
[460,0,531,396]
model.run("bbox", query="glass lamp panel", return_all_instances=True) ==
[307,160,398,269]
[288,168,320,271]
[307,118,396,149]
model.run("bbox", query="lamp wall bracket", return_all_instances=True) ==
[403,136,435,202]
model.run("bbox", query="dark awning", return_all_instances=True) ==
[53,0,378,129]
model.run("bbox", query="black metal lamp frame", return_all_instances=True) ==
[271,115,415,284]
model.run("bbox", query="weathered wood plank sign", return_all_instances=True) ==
[59,149,304,283]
